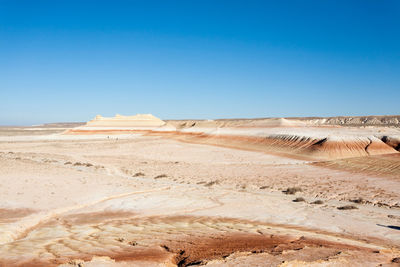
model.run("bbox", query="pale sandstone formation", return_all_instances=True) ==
[85,114,165,127]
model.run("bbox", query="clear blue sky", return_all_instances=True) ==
[1,1,399,125]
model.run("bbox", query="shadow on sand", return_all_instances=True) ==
[377,224,400,231]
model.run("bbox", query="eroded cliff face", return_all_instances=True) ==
[85,114,166,127]
[145,131,398,161]
[160,115,400,160]
[66,115,400,160]
[166,115,400,128]
[379,135,400,151]
[304,115,400,127]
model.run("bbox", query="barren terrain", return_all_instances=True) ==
[0,116,400,266]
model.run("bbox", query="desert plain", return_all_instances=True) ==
[0,114,400,266]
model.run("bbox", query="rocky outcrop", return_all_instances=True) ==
[298,115,400,127]
[167,115,400,128]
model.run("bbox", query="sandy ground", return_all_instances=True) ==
[0,126,399,266]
